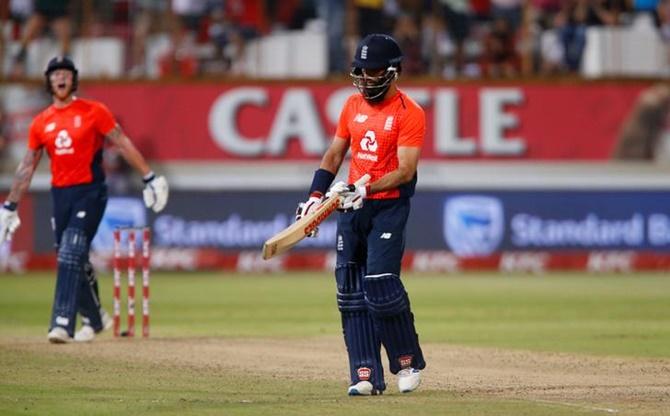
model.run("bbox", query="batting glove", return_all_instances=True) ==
[325,181,349,197]
[326,181,368,211]
[0,202,21,244]
[295,192,323,237]
[143,173,169,213]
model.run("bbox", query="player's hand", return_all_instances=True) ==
[325,181,348,198]
[326,181,367,211]
[0,203,21,244]
[143,174,169,213]
[295,192,323,237]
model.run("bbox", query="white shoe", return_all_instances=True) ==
[347,380,374,396]
[80,310,112,334]
[74,325,95,342]
[100,310,113,331]
[397,368,421,393]
[47,327,72,344]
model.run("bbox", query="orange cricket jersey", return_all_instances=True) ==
[336,89,425,199]
[28,98,116,188]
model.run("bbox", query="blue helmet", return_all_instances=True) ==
[44,56,78,94]
[350,34,403,103]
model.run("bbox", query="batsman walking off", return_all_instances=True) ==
[295,34,425,395]
[0,56,169,343]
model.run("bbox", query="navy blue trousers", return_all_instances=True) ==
[335,198,425,391]
[49,183,107,335]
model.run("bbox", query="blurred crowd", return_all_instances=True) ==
[1,0,669,79]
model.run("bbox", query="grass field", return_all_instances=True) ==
[1,272,669,415]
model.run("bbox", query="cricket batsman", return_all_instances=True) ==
[0,56,169,343]
[295,34,425,395]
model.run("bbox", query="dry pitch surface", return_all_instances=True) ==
[3,335,668,414]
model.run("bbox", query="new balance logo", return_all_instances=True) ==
[380,233,392,239]
[354,113,368,123]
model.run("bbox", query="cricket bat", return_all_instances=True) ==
[262,174,371,260]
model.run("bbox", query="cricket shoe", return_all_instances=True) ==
[347,381,382,396]
[75,310,113,342]
[100,310,113,332]
[74,325,96,342]
[397,368,421,393]
[47,327,72,344]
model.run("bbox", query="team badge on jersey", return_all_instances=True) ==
[384,116,394,131]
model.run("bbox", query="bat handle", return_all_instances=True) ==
[352,174,371,189]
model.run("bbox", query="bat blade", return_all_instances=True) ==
[262,196,340,260]
[261,174,370,260]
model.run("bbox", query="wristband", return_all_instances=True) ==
[3,201,17,211]
[308,169,335,196]
[142,171,156,184]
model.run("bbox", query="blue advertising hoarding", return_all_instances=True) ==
[30,190,670,254]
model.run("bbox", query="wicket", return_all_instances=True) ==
[113,227,151,337]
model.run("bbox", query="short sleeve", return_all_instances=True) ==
[335,96,354,140]
[398,103,425,148]
[94,101,117,136]
[27,117,43,150]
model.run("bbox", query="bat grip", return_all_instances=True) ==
[352,174,371,189]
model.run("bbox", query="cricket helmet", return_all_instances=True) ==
[44,56,78,94]
[350,34,403,103]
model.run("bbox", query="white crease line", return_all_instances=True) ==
[530,398,619,414]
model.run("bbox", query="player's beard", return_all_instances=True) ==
[351,69,397,104]
[53,84,74,103]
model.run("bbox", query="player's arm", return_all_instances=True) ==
[105,124,152,176]
[0,148,43,242]
[105,124,169,213]
[6,148,43,203]
[319,136,350,175]
[369,146,421,194]
[296,136,350,234]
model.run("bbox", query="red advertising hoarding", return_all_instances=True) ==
[81,82,649,161]
[16,249,670,274]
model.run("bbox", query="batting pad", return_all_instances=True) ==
[336,263,386,392]
[364,272,426,374]
[78,261,103,331]
[51,228,88,335]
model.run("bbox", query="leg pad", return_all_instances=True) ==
[363,272,426,374]
[336,263,385,392]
